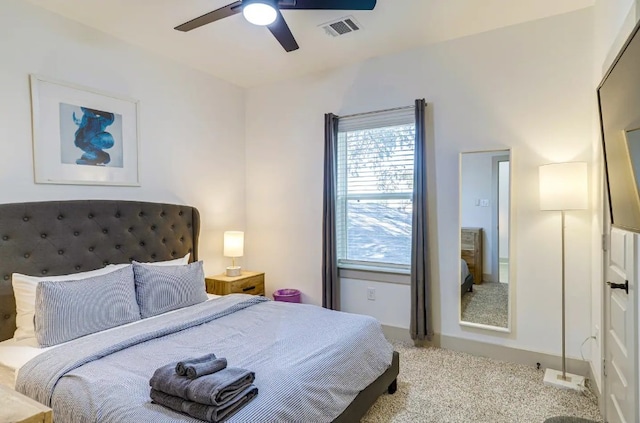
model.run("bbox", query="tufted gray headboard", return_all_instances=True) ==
[0,200,200,342]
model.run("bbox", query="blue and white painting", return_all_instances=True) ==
[59,103,123,167]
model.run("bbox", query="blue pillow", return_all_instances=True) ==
[132,261,208,319]
[34,265,141,347]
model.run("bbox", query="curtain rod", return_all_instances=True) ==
[338,105,415,119]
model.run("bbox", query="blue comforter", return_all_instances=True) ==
[16,295,393,422]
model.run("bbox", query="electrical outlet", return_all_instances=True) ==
[367,287,376,301]
[480,199,490,207]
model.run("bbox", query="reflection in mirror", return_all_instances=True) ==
[460,150,511,331]
[626,128,640,195]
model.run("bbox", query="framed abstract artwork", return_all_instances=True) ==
[30,75,140,186]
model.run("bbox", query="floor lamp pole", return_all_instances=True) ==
[561,210,566,380]
[543,206,585,389]
[540,161,586,390]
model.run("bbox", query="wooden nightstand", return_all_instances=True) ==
[205,271,265,296]
[461,227,483,284]
[0,384,52,423]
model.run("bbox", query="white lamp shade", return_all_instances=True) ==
[539,162,588,211]
[243,1,277,26]
[223,231,244,257]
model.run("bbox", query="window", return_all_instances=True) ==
[336,107,416,272]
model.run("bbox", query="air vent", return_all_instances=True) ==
[320,16,361,37]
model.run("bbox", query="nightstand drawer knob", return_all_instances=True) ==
[242,286,256,292]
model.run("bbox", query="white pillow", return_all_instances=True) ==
[12,264,129,341]
[144,253,190,267]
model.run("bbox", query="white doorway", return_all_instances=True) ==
[492,156,509,284]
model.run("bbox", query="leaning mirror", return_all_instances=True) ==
[459,150,511,332]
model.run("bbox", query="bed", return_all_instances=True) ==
[461,259,474,296]
[0,200,399,423]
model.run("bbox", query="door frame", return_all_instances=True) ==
[491,155,509,284]
[601,179,609,420]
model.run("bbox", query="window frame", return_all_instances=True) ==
[335,107,416,274]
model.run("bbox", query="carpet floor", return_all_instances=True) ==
[361,342,602,423]
[461,281,509,328]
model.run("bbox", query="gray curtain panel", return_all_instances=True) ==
[410,99,432,341]
[322,113,340,310]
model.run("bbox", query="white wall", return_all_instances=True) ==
[340,279,411,329]
[0,0,246,274]
[246,9,594,359]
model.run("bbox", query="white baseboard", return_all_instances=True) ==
[381,325,591,377]
[381,324,413,343]
[589,357,604,415]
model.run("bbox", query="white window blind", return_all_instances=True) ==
[336,107,416,271]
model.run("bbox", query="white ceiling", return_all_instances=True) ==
[25,0,594,88]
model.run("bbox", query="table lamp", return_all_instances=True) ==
[224,231,244,277]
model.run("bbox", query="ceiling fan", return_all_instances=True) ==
[175,0,377,52]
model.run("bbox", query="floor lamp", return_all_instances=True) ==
[539,162,588,391]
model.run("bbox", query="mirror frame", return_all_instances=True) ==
[458,149,513,333]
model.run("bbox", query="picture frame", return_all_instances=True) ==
[30,75,140,186]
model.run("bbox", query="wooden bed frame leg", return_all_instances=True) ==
[387,379,397,394]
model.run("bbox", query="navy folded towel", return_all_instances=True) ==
[151,384,258,423]
[175,353,217,376]
[187,357,227,380]
[151,364,255,407]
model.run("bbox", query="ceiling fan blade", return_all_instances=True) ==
[267,10,299,52]
[279,0,376,10]
[175,1,243,32]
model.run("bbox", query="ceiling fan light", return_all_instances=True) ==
[243,2,277,26]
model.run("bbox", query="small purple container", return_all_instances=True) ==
[273,289,301,303]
